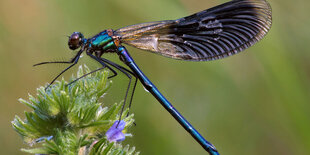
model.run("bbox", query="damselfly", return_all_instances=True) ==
[35,0,272,154]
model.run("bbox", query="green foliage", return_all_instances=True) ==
[12,65,139,155]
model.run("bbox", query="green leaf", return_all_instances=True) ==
[21,147,54,154]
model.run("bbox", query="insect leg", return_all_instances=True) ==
[36,49,84,90]
[33,49,83,66]
[99,58,138,117]
[66,65,117,86]
[87,54,133,123]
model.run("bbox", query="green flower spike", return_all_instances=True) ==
[12,65,139,155]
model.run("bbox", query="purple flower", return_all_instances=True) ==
[105,120,126,142]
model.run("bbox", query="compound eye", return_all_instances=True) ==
[68,32,84,50]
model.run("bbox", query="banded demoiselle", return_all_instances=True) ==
[35,0,272,154]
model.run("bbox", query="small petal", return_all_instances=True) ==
[106,120,126,142]
[109,131,125,142]
[35,136,53,143]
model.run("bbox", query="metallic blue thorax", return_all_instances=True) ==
[89,30,116,51]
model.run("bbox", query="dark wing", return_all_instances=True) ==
[114,0,272,61]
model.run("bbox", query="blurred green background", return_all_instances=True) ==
[1,0,310,154]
